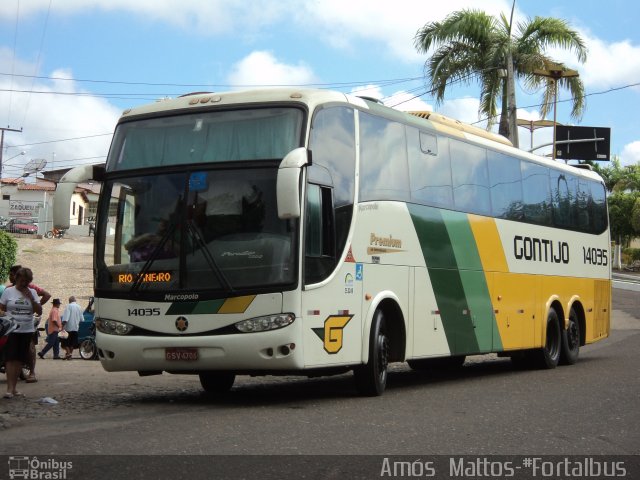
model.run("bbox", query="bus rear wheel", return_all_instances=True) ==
[354,309,389,396]
[560,307,580,365]
[535,309,561,369]
[199,372,235,394]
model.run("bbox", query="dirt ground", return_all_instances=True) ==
[1,233,198,429]
[13,231,95,316]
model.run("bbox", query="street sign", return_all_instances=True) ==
[554,125,611,161]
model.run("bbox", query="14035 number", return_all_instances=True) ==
[583,246,608,266]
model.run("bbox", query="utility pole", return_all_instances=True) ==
[505,0,519,148]
[532,64,579,160]
[0,126,23,178]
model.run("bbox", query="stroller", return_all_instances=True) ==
[0,317,29,380]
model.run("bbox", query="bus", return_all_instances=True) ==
[53,88,610,396]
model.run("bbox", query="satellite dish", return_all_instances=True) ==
[23,158,47,176]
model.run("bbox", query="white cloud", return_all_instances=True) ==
[1,0,516,61]
[297,0,515,62]
[350,84,433,111]
[551,33,640,89]
[0,53,120,177]
[620,141,640,167]
[0,0,288,35]
[439,97,482,125]
[226,51,317,87]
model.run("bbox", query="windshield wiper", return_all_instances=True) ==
[185,220,235,295]
[130,221,178,295]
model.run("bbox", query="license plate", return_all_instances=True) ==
[165,347,198,361]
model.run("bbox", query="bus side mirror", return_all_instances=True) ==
[277,148,309,219]
[53,164,105,229]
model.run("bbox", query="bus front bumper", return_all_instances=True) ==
[96,327,304,373]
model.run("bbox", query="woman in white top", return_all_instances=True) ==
[0,268,42,398]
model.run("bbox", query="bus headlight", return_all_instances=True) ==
[235,313,295,333]
[95,317,134,335]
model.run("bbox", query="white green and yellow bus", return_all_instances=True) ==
[54,88,610,396]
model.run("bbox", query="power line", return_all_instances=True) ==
[10,133,112,148]
[470,80,640,125]
[0,71,423,89]
[21,0,54,127]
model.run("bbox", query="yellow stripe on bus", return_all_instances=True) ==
[218,295,257,314]
[467,215,508,273]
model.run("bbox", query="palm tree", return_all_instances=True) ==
[414,7,587,147]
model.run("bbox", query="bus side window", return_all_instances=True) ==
[450,140,491,216]
[408,129,453,209]
[521,161,551,226]
[305,183,336,285]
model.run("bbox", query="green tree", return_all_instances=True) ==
[632,197,640,234]
[414,7,587,146]
[608,191,640,246]
[0,230,17,283]
[593,157,640,192]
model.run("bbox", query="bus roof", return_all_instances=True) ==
[119,88,605,184]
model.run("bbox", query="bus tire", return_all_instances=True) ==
[199,372,235,394]
[408,355,466,371]
[354,309,389,396]
[535,309,561,369]
[560,307,580,365]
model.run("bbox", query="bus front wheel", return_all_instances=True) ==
[354,309,389,396]
[199,372,235,394]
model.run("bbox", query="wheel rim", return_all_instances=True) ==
[376,331,389,385]
[547,319,560,359]
[567,319,579,350]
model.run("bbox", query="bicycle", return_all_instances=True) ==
[78,322,98,360]
[44,227,66,239]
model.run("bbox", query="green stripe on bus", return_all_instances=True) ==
[408,205,478,354]
[441,210,501,352]
[166,299,226,315]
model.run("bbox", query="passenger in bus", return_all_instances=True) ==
[125,219,177,262]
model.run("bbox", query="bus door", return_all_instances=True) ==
[301,262,363,367]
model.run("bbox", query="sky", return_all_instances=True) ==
[1,0,639,180]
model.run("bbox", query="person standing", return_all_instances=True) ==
[8,265,51,383]
[61,296,83,360]
[38,298,62,359]
[0,268,42,398]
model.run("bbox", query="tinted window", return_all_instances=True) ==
[488,150,523,219]
[109,108,303,171]
[307,106,356,284]
[550,169,572,228]
[450,140,490,215]
[308,106,355,253]
[590,181,608,233]
[308,106,356,208]
[576,178,591,231]
[408,128,453,208]
[359,113,410,201]
[521,161,551,225]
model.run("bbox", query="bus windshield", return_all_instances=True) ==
[95,107,303,298]
[107,107,303,171]
[95,167,296,297]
